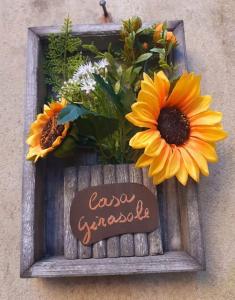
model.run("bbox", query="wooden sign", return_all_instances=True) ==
[70,183,159,246]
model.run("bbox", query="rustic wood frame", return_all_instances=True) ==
[21,20,205,278]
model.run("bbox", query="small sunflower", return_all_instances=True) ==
[26,98,69,162]
[126,71,227,185]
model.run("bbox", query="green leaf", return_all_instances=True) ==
[114,80,121,94]
[82,44,99,54]
[58,104,90,125]
[134,52,153,64]
[150,48,166,55]
[93,74,123,113]
[76,114,119,141]
[53,136,78,158]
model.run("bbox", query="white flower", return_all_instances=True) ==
[80,76,96,94]
[94,58,109,71]
[73,62,95,81]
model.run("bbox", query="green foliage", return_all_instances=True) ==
[40,16,179,164]
[76,114,119,142]
[44,17,84,94]
[58,103,90,125]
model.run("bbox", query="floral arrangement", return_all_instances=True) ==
[26,17,227,185]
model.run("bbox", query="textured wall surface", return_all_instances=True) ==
[0,0,234,299]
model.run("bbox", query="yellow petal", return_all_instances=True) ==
[176,156,189,185]
[152,167,167,185]
[144,137,165,157]
[165,147,181,179]
[125,112,156,129]
[143,72,154,85]
[153,71,170,107]
[167,73,201,108]
[137,90,159,109]
[184,144,209,176]
[129,130,159,149]
[131,101,158,122]
[191,126,228,142]
[148,144,170,176]
[26,133,41,146]
[190,111,222,126]
[141,80,158,97]
[178,146,199,182]
[136,154,153,168]
[185,95,212,117]
[188,137,218,162]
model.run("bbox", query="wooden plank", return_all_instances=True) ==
[103,165,120,258]
[162,178,182,251]
[77,166,92,259]
[91,165,106,258]
[142,168,163,255]
[64,167,78,259]
[129,165,148,257]
[116,164,134,257]
[25,251,202,278]
[21,29,40,276]
[45,159,64,255]
[30,21,181,38]
[177,180,205,267]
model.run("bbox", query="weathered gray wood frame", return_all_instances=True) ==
[21,20,205,278]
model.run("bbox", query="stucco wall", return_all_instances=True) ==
[0,0,234,299]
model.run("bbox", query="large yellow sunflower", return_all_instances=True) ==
[26,98,69,162]
[126,71,227,185]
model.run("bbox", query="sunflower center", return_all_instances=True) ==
[157,107,190,145]
[40,115,64,149]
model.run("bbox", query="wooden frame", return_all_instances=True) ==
[21,20,205,278]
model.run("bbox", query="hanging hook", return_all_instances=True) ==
[99,0,108,18]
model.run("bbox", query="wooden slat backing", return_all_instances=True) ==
[104,165,120,258]
[116,164,135,257]
[142,168,163,255]
[77,166,92,258]
[177,180,205,267]
[129,165,148,257]
[162,178,182,251]
[64,164,163,259]
[64,167,78,259]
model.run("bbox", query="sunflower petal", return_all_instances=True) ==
[144,137,165,157]
[143,72,154,85]
[185,95,212,117]
[129,130,159,149]
[176,156,189,185]
[189,137,218,162]
[125,112,156,129]
[190,111,222,126]
[153,168,167,185]
[135,154,153,168]
[191,126,228,142]
[167,73,201,108]
[132,101,158,121]
[165,147,181,179]
[184,144,209,176]
[148,144,170,176]
[153,71,170,107]
[178,147,199,182]
[141,80,158,97]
